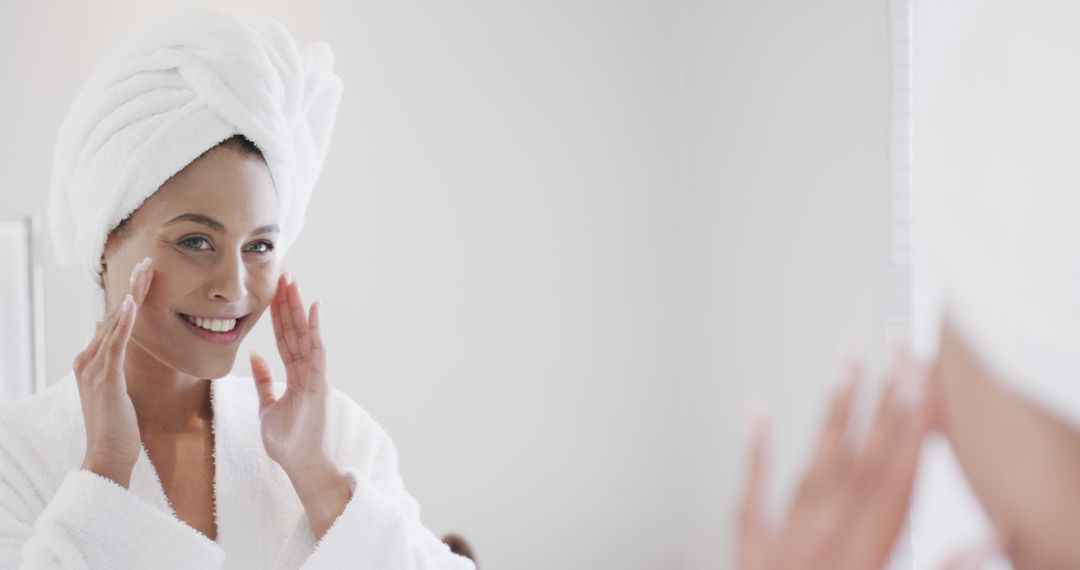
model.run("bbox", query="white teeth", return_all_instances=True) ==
[183,314,237,332]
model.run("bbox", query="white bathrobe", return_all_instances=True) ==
[0,371,476,569]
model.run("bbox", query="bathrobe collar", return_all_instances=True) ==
[65,371,311,564]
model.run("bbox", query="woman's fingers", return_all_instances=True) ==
[855,345,927,490]
[738,409,772,537]
[308,300,324,356]
[735,346,932,570]
[87,259,146,363]
[285,277,310,355]
[305,300,327,380]
[129,257,150,296]
[276,273,301,356]
[855,346,913,479]
[135,266,154,305]
[85,320,108,355]
[267,271,326,391]
[802,355,861,494]
[270,273,292,358]
[272,272,319,364]
[837,344,930,569]
[867,357,930,515]
[820,357,860,458]
[74,320,107,372]
[738,408,772,570]
[249,351,277,411]
[103,293,137,376]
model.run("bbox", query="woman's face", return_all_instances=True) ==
[100,140,279,379]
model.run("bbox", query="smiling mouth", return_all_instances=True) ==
[178,312,249,344]
[179,313,246,332]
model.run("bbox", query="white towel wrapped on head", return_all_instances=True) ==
[47,7,343,286]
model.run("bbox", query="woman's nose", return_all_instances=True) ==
[208,253,247,302]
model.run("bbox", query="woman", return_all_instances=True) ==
[0,8,474,569]
[737,2,1080,568]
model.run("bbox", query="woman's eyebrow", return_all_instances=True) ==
[164,213,279,235]
[165,213,225,232]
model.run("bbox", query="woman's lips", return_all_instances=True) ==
[178,313,247,345]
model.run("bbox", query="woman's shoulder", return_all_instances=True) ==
[0,372,84,496]
[0,371,81,438]
[0,371,78,415]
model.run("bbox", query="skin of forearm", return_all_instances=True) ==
[935,316,1080,569]
[287,463,353,541]
[81,457,134,489]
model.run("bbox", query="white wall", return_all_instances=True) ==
[0,1,892,568]
[1,2,681,569]
[677,0,893,567]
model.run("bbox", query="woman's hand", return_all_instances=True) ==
[249,272,334,474]
[75,256,154,488]
[737,345,933,570]
[249,272,351,539]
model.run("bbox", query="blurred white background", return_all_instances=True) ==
[0,1,894,568]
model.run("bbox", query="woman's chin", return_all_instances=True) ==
[170,351,237,380]
[130,331,238,380]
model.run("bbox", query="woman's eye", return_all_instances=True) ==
[177,237,274,254]
[246,240,276,254]
[179,236,212,251]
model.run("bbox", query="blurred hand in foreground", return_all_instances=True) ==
[737,345,933,570]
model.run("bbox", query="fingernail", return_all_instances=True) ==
[130,257,151,284]
[122,293,134,312]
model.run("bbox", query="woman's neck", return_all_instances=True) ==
[122,340,213,436]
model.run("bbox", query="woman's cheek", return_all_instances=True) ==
[251,260,278,291]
